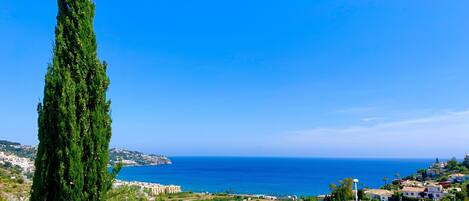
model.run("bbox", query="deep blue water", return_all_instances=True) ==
[116,157,432,196]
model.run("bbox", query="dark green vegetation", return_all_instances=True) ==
[446,157,469,172]
[104,185,148,201]
[30,0,114,200]
[388,192,433,201]
[323,178,354,201]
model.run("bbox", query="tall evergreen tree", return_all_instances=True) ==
[31,0,112,200]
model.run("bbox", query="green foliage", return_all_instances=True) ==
[0,166,31,201]
[417,169,428,181]
[30,0,113,200]
[105,162,123,191]
[389,192,432,201]
[0,162,22,174]
[204,197,244,201]
[454,191,466,201]
[328,178,354,201]
[447,158,460,171]
[438,176,449,182]
[389,192,402,201]
[445,157,469,173]
[464,155,469,170]
[300,196,318,201]
[358,189,370,201]
[439,196,454,201]
[466,183,469,198]
[105,185,148,201]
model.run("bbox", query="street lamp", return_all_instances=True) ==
[353,179,359,201]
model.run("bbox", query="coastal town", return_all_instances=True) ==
[0,150,35,175]
[362,155,469,201]
[2,139,469,201]
[0,140,180,200]
[113,180,182,195]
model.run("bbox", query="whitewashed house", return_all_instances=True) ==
[426,169,441,178]
[365,189,394,201]
[449,173,469,183]
[402,187,425,198]
[425,184,445,200]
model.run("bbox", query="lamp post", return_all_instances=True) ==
[353,179,359,201]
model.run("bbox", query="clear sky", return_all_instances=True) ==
[1,0,469,158]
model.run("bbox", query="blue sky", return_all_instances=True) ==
[1,0,469,158]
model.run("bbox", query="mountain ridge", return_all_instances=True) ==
[0,139,171,170]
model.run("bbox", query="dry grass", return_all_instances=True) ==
[0,167,31,201]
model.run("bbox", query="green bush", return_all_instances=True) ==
[105,185,149,201]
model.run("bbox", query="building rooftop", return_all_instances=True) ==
[365,189,394,196]
[402,187,426,193]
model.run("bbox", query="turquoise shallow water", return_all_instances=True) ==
[116,157,432,196]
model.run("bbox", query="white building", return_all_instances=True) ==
[432,162,447,169]
[402,187,425,198]
[425,184,445,200]
[0,151,35,173]
[401,184,446,200]
[365,189,393,201]
[400,180,424,187]
[113,180,181,195]
[427,169,441,177]
[449,173,469,183]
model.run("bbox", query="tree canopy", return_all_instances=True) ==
[31,0,113,200]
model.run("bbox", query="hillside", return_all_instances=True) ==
[0,140,171,169]
[109,148,171,166]
[0,140,36,159]
[0,164,31,201]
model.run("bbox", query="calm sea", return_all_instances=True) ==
[116,157,432,196]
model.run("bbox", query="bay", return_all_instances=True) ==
[116,157,433,196]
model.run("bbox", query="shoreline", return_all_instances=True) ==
[115,178,281,199]
[116,157,434,197]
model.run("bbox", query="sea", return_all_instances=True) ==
[116,157,433,196]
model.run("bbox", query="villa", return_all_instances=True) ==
[365,189,394,201]
[425,184,445,200]
[449,173,469,183]
[427,168,442,178]
[400,180,424,187]
[432,162,447,169]
[113,180,181,195]
[401,184,446,201]
[401,187,425,198]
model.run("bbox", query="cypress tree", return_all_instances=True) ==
[31,0,112,200]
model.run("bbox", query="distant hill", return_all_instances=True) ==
[0,140,36,159]
[109,148,171,166]
[0,140,171,167]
